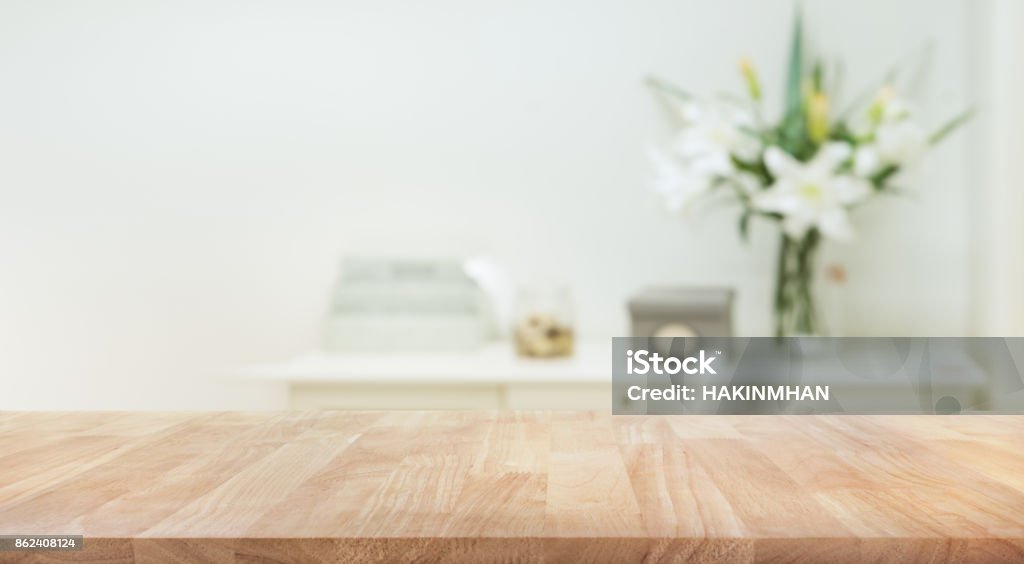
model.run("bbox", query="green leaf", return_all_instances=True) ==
[730,154,770,182]
[645,76,692,101]
[739,211,752,242]
[870,164,899,187]
[811,60,824,92]
[776,7,810,158]
[929,107,974,145]
[837,42,933,120]
[829,121,857,144]
[877,186,913,197]
[784,7,804,118]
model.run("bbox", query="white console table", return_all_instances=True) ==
[241,342,612,410]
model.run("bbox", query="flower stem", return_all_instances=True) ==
[774,230,821,336]
[774,234,791,337]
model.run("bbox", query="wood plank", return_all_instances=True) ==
[0,412,1021,563]
[544,412,646,537]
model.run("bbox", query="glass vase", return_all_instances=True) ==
[773,231,822,337]
[514,286,575,358]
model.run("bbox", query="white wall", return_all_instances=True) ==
[0,0,984,409]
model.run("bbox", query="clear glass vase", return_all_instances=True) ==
[773,231,822,337]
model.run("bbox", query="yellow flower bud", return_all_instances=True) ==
[867,85,894,124]
[738,57,761,101]
[806,92,829,143]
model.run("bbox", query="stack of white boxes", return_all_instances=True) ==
[324,258,493,351]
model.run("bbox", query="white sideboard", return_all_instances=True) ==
[241,342,613,410]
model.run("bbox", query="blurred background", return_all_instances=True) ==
[0,0,1021,410]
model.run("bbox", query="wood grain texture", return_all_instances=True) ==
[0,411,1022,563]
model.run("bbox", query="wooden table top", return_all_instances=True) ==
[1,411,1022,563]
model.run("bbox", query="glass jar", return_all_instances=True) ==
[514,286,574,358]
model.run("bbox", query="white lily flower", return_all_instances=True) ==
[853,145,881,177]
[733,171,762,196]
[753,143,872,241]
[880,95,912,122]
[852,88,928,176]
[875,119,927,165]
[649,147,713,213]
[672,100,761,176]
[853,120,927,177]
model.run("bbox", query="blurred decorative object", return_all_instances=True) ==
[462,256,515,338]
[628,287,734,338]
[825,263,847,285]
[324,258,493,351]
[647,11,971,336]
[514,287,574,358]
[821,262,849,335]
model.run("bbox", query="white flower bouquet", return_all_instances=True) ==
[649,13,971,336]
